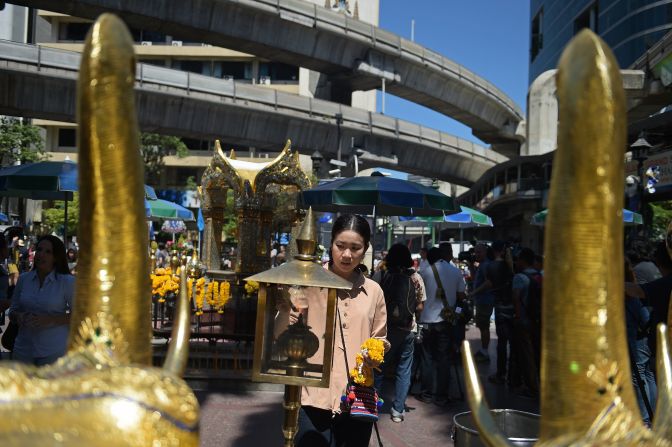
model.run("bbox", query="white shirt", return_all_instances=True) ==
[419,259,466,323]
[9,270,75,359]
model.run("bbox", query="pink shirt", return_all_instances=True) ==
[278,271,389,412]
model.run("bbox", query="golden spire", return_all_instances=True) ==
[69,13,151,364]
[460,29,669,446]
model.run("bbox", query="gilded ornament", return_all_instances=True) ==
[461,29,672,447]
[0,14,199,446]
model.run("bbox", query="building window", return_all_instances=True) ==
[57,128,76,148]
[258,62,299,82]
[58,22,92,41]
[574,2,598,35]
[531,9,543,62]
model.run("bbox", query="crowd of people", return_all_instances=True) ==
[0,215,666,444]
[365,234,669,433]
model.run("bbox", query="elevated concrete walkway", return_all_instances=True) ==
[0,40,507,185]
[8,0,524,156]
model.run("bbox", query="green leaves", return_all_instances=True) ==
[0,117,45,164]
[140,133,189,181]
[42,193,79,236]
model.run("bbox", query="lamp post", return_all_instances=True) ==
[630,133,651,214]
[247,208,352,446]
[335,113,343,162]
[310,150,323,178]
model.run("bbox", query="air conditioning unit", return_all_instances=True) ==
[259,76,270,85]
[201,43,212,47]
[140,41,152,46]
[223,75,234,81]
[172,40,183,47]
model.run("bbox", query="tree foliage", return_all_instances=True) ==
[651,201,672,240]
[140,133,189,181]
[0,117,46,164]
[42,193,79,236]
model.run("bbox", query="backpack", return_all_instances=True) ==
[523,270,543,325]
[380,268,417,330]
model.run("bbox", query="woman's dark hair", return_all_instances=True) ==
[331,214,371,248]
[34,235,70,275]
[385,243,412,270]
[626,237,652,264]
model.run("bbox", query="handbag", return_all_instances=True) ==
[337,308,384,446]
[430,264,472,325]
[1,320,18,351]
[430,264,458,324]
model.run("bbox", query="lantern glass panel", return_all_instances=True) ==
[253,284,337,388]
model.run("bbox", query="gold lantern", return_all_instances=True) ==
[246,208,351,446]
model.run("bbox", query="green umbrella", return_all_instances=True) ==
[530,208,643,226]
[145,199,194,221]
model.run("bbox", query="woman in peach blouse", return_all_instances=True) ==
[293,214,389,447]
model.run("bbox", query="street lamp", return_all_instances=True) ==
[630,132,651,213]
[247,208,351,446]
[310,150,323,177]
[335,113,343,162]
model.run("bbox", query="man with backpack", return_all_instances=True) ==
[373,244,426,423]
[511,247,541,398]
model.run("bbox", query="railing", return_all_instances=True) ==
[251,0,522,118]
[473,177,546,210]
[0,39,507,166]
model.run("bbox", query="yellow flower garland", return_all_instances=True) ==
[216,281,231,314]
[151,267,232,317]
[188,277,206,315]
[244,280,259,296]
[349,338,385,387]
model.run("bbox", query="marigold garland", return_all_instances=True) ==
[188,277,206,315]
[151,267,179,302]
[151,267,232,317]
[215,281,231,314]
[349,338,385,387]
[244,280,259,297]
[205,282,215,307]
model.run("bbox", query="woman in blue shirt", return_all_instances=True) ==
[9,235,75,366]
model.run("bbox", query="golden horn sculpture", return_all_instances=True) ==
[70,9,150,365]
[0,14,198,445]
[462,29,672,446]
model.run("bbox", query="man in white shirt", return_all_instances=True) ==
[417,246,466,406]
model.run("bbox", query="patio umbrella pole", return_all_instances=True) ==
[459,226,463,254]
[64,195,68,245]
[371,205,377,273]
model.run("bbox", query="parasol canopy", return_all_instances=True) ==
[530,208,643,226]
[146,199,195,221]
[300,172,454,216]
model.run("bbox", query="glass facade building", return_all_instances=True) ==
[529,0,672,83]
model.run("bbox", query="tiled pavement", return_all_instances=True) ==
[197,325,540,446]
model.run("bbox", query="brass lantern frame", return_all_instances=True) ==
[251,282,338,388]
[247,208,351,388]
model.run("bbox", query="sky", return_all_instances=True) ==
[375,0,530,145]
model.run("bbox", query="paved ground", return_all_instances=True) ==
[196,325,540,446]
